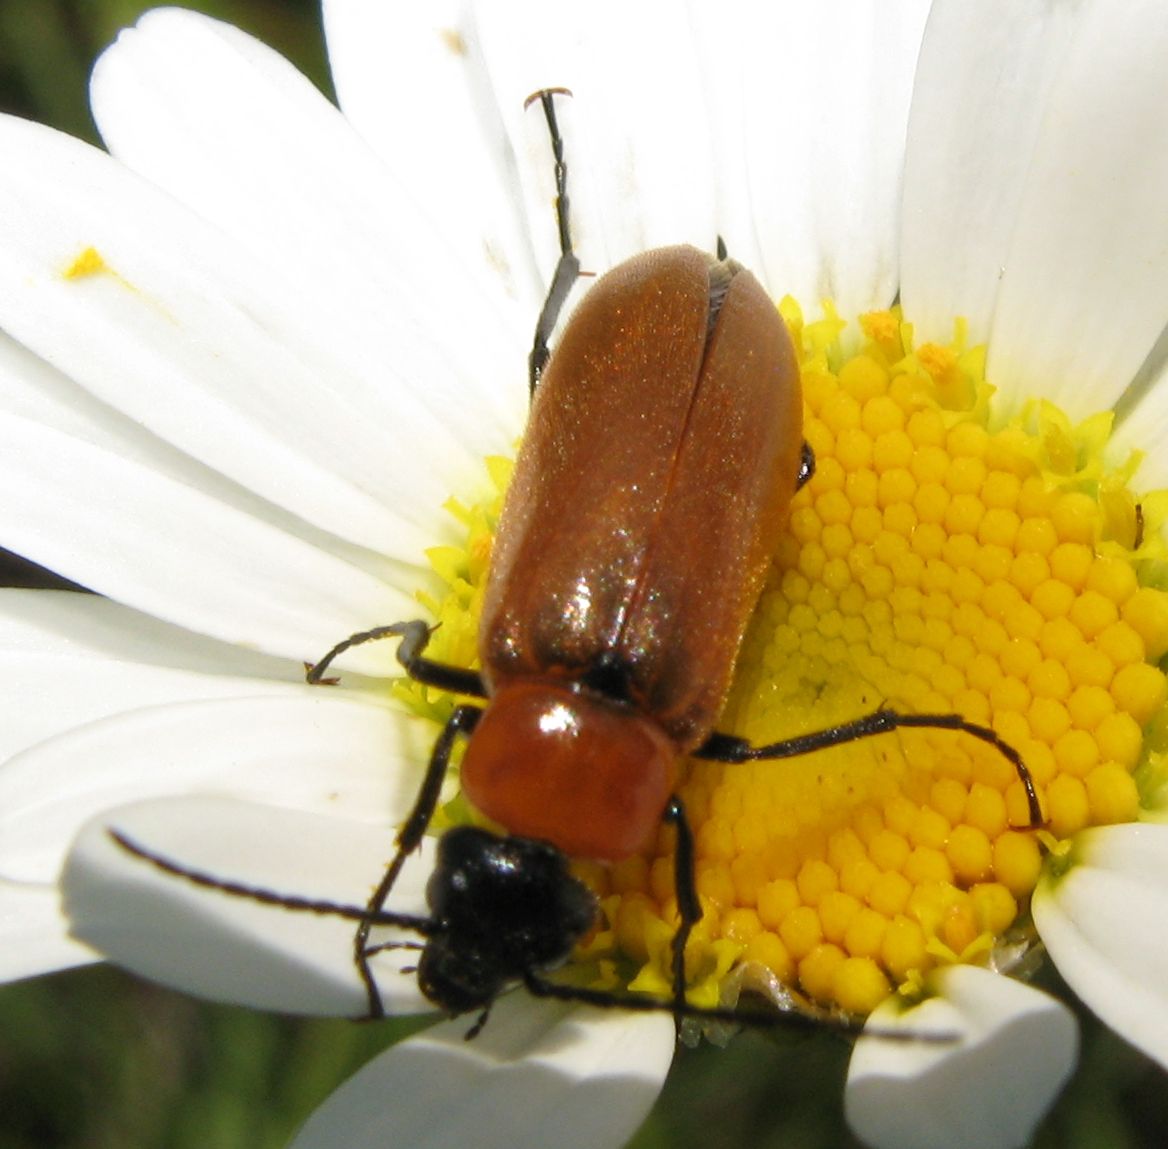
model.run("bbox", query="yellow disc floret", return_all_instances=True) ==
[401,303,1168,1019]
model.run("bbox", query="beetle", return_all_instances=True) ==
[114,89,1040,1036]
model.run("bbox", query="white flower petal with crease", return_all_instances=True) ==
[986,1,1168,417]
[0,110,478,557]
[323,0,540,310]
[290,992,674,1149]
[63,795,434,1016]
[91,8,528,470]
[739,0,930,321]
[846,965,1077,1149]
[0,589,303,762]
[1034,823,1168,1070]
[899,0,1079,347]
[1,414,413,670]
[0,691,430,883]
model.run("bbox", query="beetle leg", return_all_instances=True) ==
[516,798,703,1035]
[662,796,703,1030]
[463,1005,493,1041]
[305,618,486,698]
[526,87,581,395]
[696,709,1043,829]
[352,705,482,1016]
[356,702,483,1017]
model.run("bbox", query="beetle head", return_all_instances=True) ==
[416,825,598,1015]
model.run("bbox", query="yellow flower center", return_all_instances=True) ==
[400,301,1168,1018]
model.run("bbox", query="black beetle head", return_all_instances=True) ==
[416,826,598,1015]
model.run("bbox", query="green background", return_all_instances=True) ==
[0,3,1166,1146]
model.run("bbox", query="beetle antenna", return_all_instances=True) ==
[107,828,435,934]
[525,87,582,394]
[521,972,956,1044]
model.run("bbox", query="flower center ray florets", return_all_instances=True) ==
[398,301,1168,1018]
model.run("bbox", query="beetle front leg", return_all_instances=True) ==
[305,618,487,698]
[356,702,482,1017]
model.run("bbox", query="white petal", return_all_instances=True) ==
[1033,822,1168,1070]
[62,796,434,1016]
[476,1,716,281]
[899,0,1080,346]
[290,992,674,1149]
[1109,354,1168,487]
[0,691,433,883]
[0,589,305,763]
[846,965,1077,1149]
[0,879,96,981]
[678,1,763,273]
[92,8,527,466]
[740,0,930,318]
[0,112,479,556]
[0,309,415,582]
[323,0,541,311]
[986,2,1168,416]
[0,413,414,670]
[0,322,173,463]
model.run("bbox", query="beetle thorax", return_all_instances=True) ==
[460,681,678,861]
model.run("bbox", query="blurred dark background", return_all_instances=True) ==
[1,3,1166,1147]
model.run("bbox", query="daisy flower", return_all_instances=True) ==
[2,2,1168,1148]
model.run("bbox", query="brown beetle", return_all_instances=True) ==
[463,240,803,861]
[116,91,1039,1034]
